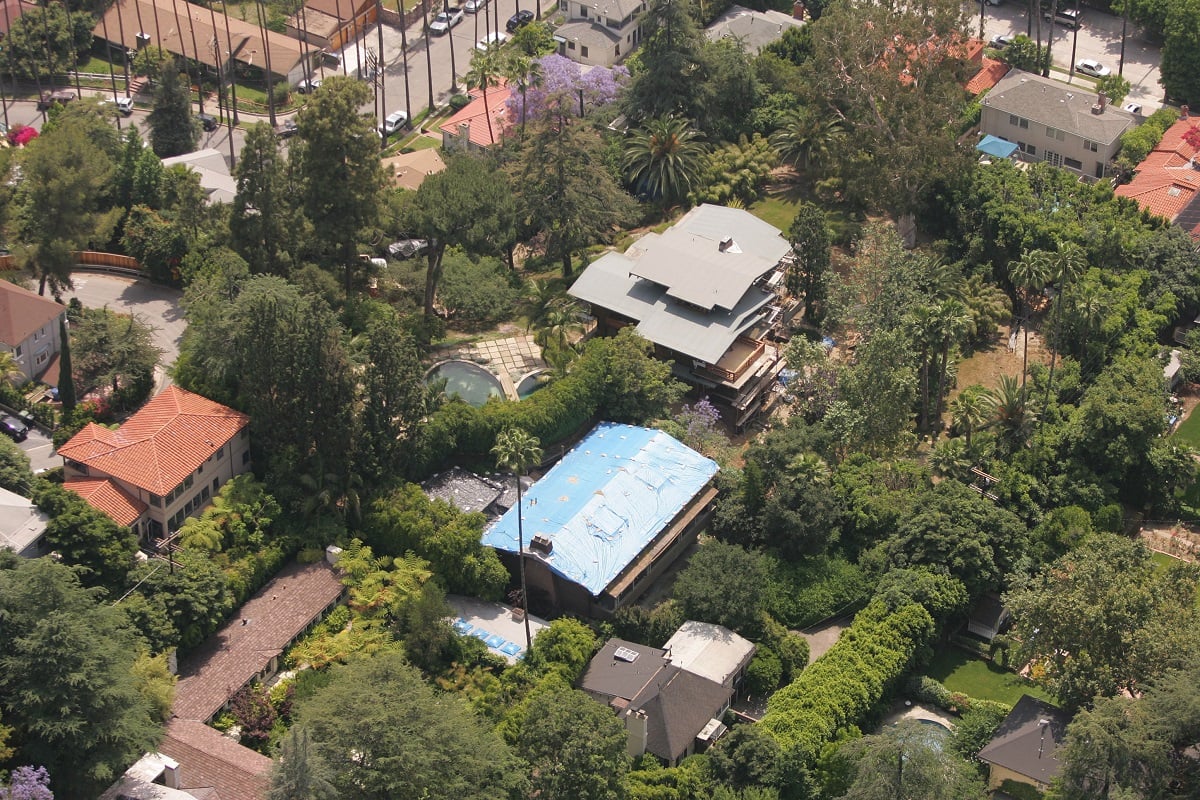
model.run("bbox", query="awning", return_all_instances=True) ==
[976,134,1019,159]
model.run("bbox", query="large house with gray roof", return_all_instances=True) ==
[980,68,1138,179]
[569,204,793,428]
[555,0,644,66]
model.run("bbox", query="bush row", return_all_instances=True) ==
[759,599,936,763]
[904,675,1012,718]
[1119,106,1181,165]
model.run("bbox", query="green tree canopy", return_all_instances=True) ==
[147,59,198,158]
[516,687,630,800]
[673,540,771,637]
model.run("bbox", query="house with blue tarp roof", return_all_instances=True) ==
[481,422,719,616]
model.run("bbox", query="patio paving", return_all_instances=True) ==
[431,334,546,400]
[447,594,549,664]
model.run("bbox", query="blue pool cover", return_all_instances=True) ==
[482,422,719,596]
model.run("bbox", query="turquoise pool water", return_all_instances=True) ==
[427,361,504,407]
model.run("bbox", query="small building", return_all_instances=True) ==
[966,592,1011,642]
[705,5,804,53]
[481,422,719,617]
[965,57,1011,95]
[439,83,513,151]
[291,0,376,53]
[569,204,794,428]
[1114,113,1200,243]
[58,385,251,543]
[162,149,236,205]
[422,466,507,515]
[981,68,1138,180]
[0,486,49,558]
[383,148,447,191]
[663,620,756,689]
[978,694,1072,794]
[555,0,644,66]
[579,635,737,765]
[0,279,67,386]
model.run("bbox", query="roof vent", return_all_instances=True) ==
[718,236,741,254]
[613,646,640,662]
[529,534,553,554]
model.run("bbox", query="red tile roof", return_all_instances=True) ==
[64,477,147,526]
[966,57,1011,95]
[172,560,344,724]
[439,82,512,149]
[0,280,64,348]
[58,386,249,495]
[160,719,271,800]
[1115,117,1200,223]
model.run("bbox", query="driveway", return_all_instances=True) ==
[972,1,1164,110]
[20,427,57,474]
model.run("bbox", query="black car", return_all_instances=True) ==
[506,9,533,32]
[0,414,29,442]
[197,113,218,132]
[275,119,299,138]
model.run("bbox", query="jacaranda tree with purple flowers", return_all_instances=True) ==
[0,766,54,800]
[506,55,628,125]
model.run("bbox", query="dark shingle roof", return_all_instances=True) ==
[978,694,1072,784]
[633,667,731,762]
[160,719,271,800]
[579,638,670,701]
[983,69,1135,146]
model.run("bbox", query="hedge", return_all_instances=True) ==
[905,675,1012,718]
[759,599,936,763]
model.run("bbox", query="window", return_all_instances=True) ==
[615,44,620,56]
[567,40,575,49]
[1084,140,1099,152]
[1064,157,1083,170]
[1043,150,1063,167]
[201,486,210,502]
[1046,126,1065,141]
[242,451,251,465]
[581,45,589,58]
[1018,142,1036,157]
[184,499,194,515]
[34,351,47,366]
[215,446,224,460]
[13,346,21,357]
[150,493,162,508]
[578,5,587,16]
[184,475,193,489]
[1009,114,1029,129]
[213,478,220,493]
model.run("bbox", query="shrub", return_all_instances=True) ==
[746,647,784,696]
[998,778,1045,800]
[765,554,871,628]
[448,93,471,111]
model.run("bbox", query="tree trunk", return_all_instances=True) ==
[424,244,445,317]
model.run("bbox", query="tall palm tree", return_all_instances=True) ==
[444,0,459,94]
[769,111,845,172]
[992,373,1035,454]
[1042,243,1088,417]
[1008,249,1052,390]
[394,0,412,119]
[951,385,996,449]
[491,427,542,651]
[931,298,972,426]
[623,115,709,205]
[464,45,503,145]
[421,0,434,111]
[503,51,542,136]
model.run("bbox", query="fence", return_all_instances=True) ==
[0,251,142,277]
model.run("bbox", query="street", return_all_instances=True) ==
[972,1,1164,110]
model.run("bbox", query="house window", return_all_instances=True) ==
[579,5,587,16]
[13,346,21,357]
[1046,126,1064,141]
[215,446,224,460]
[1009,114,1029,129]
[184,474,193,489]
[559,0,566,8]
[213,478,220,493]
[184,498,194,515]
[581,45,589,58]
[201,486,210,502]
[150,493,162,508]
[1017,142,1036,157]
[1084,140,1099,152]
[242,451,251,465]
[615,44,620,56]
[567,40,575,49]
[1043,150,1063,167]
[1064,157,1083,170]
[34,351,47,366]
[240,428,248,439]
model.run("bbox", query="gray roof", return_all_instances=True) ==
[634,666,730,762]
[970,592,1010,629]
[556,20,621,47]
[580,637,671,701]
[705,5,803,52]
[593,0,644,19]
[627,204,791,312]
[422,467,504,515]
[978,694,1072,784]
[983,69,1136,146]
[0,486,47,557]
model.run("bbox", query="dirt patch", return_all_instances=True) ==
[951,323,1052,405]
[798,618,851,663]
[1140,523,1200,563]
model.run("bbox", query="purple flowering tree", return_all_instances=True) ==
[507,55,628,124]
[677,396,722,453]
[1,766,54,800]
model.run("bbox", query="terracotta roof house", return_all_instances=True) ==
[965,56,1011,95]
[981,68,1138,179]
[579,634,739,765]
[158,720,272,800]
[0,0,36,37]
[95,0,309,84]
[59,385,251,544]
[383,148,447,191]
[0,486,49,558]
[0,279,67,386]
[1114,114,1200,242]
[482,422,719,617]
[978,694,1072,794]
[569,204,795,428]
[555,0,645,66]
[439,83,513,151]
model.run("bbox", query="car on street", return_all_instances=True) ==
[296,77,323,93]
[506,9,533,31]
[197,112,218,132]
[1075,58,1111,78]
[981,0,1001,6]
[464,0,487,12]
[0,414,29,442]
[275,119,299,138]
[36,90,74,111]
[1123,102,1143,114]
[476,31,508,50]
[430,8,465,34]
[1043,6,1080,27]
[988,34,1012,49]
[379,109,409,137]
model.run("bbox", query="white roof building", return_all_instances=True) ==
[664,620,757,688]
[0,486,48,558]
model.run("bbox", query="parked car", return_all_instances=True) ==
[380,109,409,137]
[464,0,488,12]
[1075,58,1110,78]
[988,34,1012,49]
[115,96,135,115]
[275,119,299,138]
[981,0,1002,6]
[197,112,218,132]
[1043,6,1080,27]
[36,90,75,111]
[296,77,323,93]
[430,8,464,34]
[476,31,508,50]
[1123,101,1143,114]
[506,9,533,31]
[0,414,29,442]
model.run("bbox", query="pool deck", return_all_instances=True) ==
[432,334,545,401]
[447,594,549,664]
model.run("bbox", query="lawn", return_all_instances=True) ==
[1172,406,1200,447]
[749,195,800,230]
[925,647,1054,706]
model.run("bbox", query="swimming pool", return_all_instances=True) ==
[516,369,549,399]
[427,360,504,407]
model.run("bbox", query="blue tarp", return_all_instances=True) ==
[481,422,719,596]
[977,135,1019,159]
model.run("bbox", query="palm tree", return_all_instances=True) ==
[930,437,973,481]
[1008,249,1052,390]
[623,115,709,205]
[394,0,412,122]
[421,0,434,111]
[0,351,23,388]
[491,427,542,650]
[931,298,972,426]
[992,373,1035,454]
[951,385,996,448]
[769,111,845,172]
[954,273,1010,348]
[1042,243,1088,417]
[503,51,543,136]
[464,46,503,145]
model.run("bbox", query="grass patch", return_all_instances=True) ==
[1173,407,1200,447]
[1151,549,1183,572]
[925,647,1053,706]
[749,195,800,230]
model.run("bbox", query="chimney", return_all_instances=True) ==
[458,122,471,143]
[625,708,650,757]
[159,755,181,789]
[1183,104,1190,119]
[325,544,343,566]
[792,0,805,19]
[1098,91,1107,111]
[718,236,735,252]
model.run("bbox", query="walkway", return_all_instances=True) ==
[432,334,545,400]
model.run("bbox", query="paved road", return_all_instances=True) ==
[973,1,1165,110]
[21,427,57,474]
